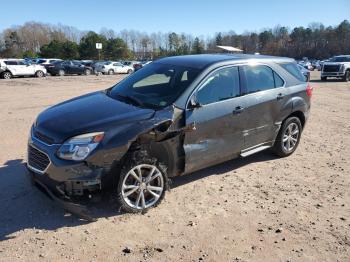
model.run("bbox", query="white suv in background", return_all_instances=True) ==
[0,59,47,79]
[95,61,134,75]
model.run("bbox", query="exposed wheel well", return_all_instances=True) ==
[286,111,305,128]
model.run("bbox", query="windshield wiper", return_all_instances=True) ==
[114,93,145,107]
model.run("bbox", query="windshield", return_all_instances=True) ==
[108,63,200,109]
[330,56,350,62]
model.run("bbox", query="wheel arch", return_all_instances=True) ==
[285,110,306,128]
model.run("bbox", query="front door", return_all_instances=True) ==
[184,66,245,174]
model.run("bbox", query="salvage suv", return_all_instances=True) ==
[321,55,350,82]
[27,54,311,217]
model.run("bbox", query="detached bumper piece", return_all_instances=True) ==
[29,171,97,222]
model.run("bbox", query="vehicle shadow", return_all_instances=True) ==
[0,151,277,241]
[0,159,122,241]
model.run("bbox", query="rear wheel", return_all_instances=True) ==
[117,151,168,213]
[1,71,12,79]
[127,69,133,74]
[85,69,91,75]
[342,71,350,82]
[35,70,44,78]
[321,76,327,81]
[272,117,302,157]
[58,69,65,76]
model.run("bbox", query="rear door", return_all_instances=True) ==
[239,64,288,149]
[184,66,246,173]
[4,60,19,75]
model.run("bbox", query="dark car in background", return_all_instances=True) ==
[45,60,93,76]
[27,54,311,218]
[133,61,152,72]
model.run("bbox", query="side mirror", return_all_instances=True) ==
[188,95,202,109]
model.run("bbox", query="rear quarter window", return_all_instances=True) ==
[4,61,18,65]
[279,62,305,82]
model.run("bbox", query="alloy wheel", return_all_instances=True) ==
[3,72,11,79]
[282,122,299,152]
[121,164,164,210]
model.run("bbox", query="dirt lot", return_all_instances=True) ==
[0,72,349,262]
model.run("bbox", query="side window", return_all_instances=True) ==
[242,65,275,94]
[4,61,17,65]
[196,66,240,105]
[273,72,284,87]
[279,62,305,82]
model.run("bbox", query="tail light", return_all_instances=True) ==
[306,83,313,97]
[47,64,54,68]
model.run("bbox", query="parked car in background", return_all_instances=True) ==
[321,55,350,82]
[123,60,140,68]
[95,61,134,74]
[298,60,314,71]
[297,64,310,81]
[27,54,311,216]
[133,61,152,71]
[0,59,46,79]
[45,60,93,76]
[36,58,62,65]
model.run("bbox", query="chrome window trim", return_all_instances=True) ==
[185,62,286,109]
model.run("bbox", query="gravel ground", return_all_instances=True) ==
[0,71,349,262]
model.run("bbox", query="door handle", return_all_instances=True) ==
[233,106,244,115]
[276,93,284,100]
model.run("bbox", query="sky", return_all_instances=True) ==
[1,0,349,36]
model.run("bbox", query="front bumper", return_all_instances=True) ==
[27,128,104,197]
[321,72,345,77]
[28,169,96,221]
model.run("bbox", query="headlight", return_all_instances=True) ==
[340,64,345,72]
[57,132,104,161]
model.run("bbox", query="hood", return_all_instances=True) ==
[35,91,155,143]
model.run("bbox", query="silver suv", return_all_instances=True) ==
[321,55,350,82]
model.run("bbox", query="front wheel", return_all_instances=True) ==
[342,71,350,82]
[321,76,327,81]
[272,117,302,157]
[108,69,114,75]
[85,69,91,75]
[117,151,168,213]
[127,69,133,74]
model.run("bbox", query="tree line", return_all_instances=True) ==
[0,20,349,60]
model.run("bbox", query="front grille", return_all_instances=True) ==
[34,130,54,145]
[323,65,340,72]
[28,145,50,172]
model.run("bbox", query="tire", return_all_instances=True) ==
[35,70,44,78]
[127,69,133,74]
[58,69,65,76]
[272,116,302,157]
[342,71,350,82]
[85,69,91,75]
[108,69,114,75]
[1,71,12,79]
[117,150,168,213]
[321,76,327,81]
